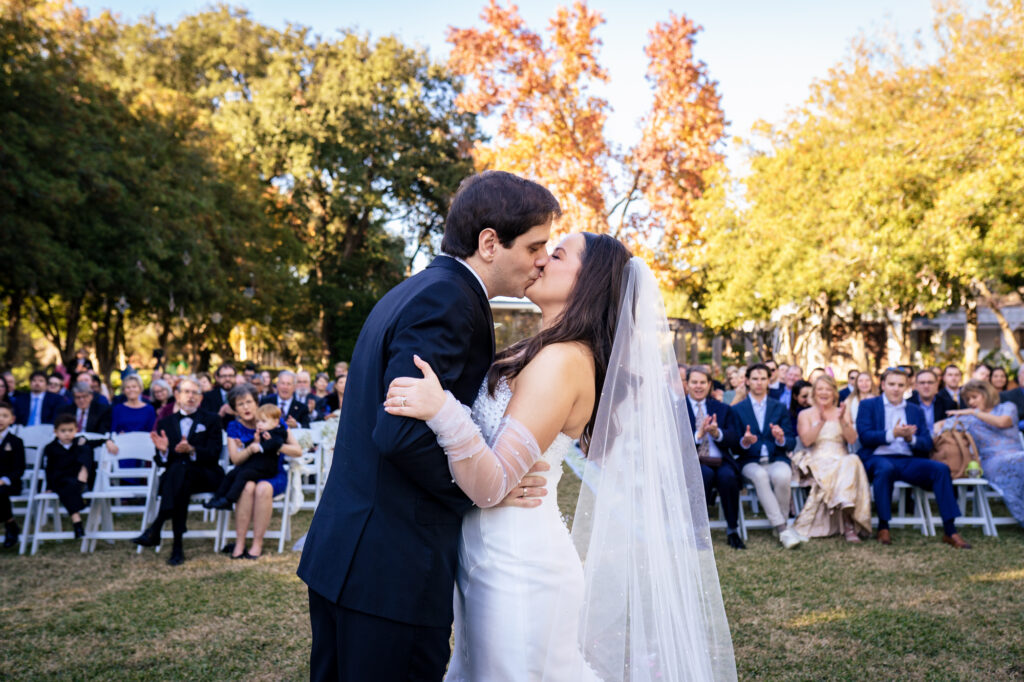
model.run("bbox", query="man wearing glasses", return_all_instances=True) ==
[908,368,947,435]
[133,378,224,565]
[201,363,237,428]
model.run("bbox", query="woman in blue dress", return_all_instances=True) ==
[938,379,1024,525]
[223,384,304,558]
[110,375,156,433]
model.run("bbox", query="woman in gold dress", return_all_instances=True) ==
[792,376,872,541]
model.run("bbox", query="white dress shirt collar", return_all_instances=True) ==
[449,255,489,299]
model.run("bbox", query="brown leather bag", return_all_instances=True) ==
[931,419,981,479]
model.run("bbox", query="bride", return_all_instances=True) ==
[385,232,736,681]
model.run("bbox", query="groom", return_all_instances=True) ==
[298,171,561,681]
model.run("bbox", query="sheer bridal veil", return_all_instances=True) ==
[566,257,736,681]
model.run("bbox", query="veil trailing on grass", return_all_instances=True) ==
[568,257,736,681]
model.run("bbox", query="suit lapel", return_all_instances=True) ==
[427,256,495,360]
[740,399,761,437]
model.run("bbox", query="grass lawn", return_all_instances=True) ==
[2,466,1023,680]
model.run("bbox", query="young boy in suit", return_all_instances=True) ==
[42,413,95,538]
[0,402,26,548]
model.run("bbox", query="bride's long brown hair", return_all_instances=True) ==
[486,233,631,451]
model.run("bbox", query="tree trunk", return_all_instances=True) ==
[976,281,1024,364]
[2,291,25,366]
[820,299,835,366]
[964,297,980,372]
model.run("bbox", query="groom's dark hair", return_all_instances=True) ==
[442,171,562,258]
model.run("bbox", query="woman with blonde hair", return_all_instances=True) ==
[792,375,872,541]
[938,379,1024,525]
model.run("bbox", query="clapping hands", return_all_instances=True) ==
[740,425,757,449]
[893,419,917,441]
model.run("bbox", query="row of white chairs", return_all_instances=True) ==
[7,421,336,556]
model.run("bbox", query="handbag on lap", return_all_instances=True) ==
[931,418,981,479]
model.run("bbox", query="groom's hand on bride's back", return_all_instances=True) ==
[495,461,550,508]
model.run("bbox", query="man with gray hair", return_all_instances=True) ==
[57,382,111,433]
[262,370,310,428]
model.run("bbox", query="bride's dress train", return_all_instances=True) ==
[445,378,598,681]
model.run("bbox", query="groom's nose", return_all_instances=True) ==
[534,252,550,269]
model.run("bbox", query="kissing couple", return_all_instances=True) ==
[298,171,736,681]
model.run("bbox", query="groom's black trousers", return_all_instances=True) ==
[309,588,450,681]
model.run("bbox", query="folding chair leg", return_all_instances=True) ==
[916,487,934,536]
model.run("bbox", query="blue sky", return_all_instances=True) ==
[82,0,946,170]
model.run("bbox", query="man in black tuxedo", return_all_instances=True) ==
[13,370,64,426]
[132,378,223,566]
[297,171,559,681]
[938,364,967,412]
[682,367,744,549]
[57,382,112,434]
[200,362,237,428]
[261,371,309,428]
[907,368,947,435]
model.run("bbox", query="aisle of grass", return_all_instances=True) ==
[2,464,1022,680]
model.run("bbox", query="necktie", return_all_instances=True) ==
[29,395,41,426]
[695,401,710,460]
[77,409,86,432]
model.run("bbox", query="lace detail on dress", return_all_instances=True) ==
[471,378,573,500]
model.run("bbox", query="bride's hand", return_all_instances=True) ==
[384,355,447,420]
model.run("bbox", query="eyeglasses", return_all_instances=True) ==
[178,388,201,395]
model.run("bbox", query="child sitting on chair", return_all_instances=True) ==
[42,414,95,538]
[205,404,287,510]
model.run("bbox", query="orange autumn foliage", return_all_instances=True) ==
[448,1,725,286]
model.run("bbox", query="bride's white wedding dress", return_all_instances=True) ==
[445,378,598,682]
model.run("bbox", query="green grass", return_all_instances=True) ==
[2,468,1023,680]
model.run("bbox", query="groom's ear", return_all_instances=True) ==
[475,227,499,263]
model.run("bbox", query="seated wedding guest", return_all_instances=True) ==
[132,378,224,566]
[792,376,870,542]
[0,375,12,405]
[197,372,214,394]
[733,363,802,549]
[295,370,313,402]
[262,370,310,428]
[677,363,688,393]
[856,368,969,548]
[260,370,273,394]
[75,371,109,407]
[328,361,348,393]
[42,414,94,538]
[250,375,266,399]
[14,370,64,426]
[314,372,330,401]
[990,366,1009,392]
[206,403,287,511]
[200,363,237,428]
[150,379,175,421]
[242,362,257,383]
[765,360,781,391]
[0,402,26,548]
[219,384,304,559]
[91,373,111,403]
[940,364,966,410]
[770,364,803,409]
[71,349,93,375]
[110,375,156,433]
[325,365,347,418]
[789,379,813,428]
[971,364,992,383]
[47,373,69,401]
[808,367,826,384]
[937,380,1024,525]
[722,366,745,405]
[1001,374,1024,434]
[57,382,112,434]
[839,369,859,402]
[844,372,877,452]
[908,369,947,435]
[684,367,744,549]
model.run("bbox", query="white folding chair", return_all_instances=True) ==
[27,441,104,555]
[985,482,1019,535]
[81,432,157,552]
[872,481,932,536]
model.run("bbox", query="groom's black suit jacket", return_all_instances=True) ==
[297,256,494,628]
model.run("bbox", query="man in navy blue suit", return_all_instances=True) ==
[297,171,560,681]
[733,364,803,549]
[682,366,744,549]
[856,368,970,549]
[13,370,64,426]
[769,364,803,409]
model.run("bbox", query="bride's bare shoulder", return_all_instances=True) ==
[524,341,594,375]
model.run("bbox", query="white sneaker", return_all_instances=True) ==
[779,528,801,550]
[793,529,810,543]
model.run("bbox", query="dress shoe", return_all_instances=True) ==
[3,521,20,549]
[942,533,972,550]
[230,549,249,560]
[132,527,160,547]
[207,497,233,511]
[779,528,802,550]
[876,529,892,545]
[73,521,85,539]
[167,548,185,566]
[726,532,746,550]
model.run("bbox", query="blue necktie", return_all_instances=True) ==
[29,394,42,425]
